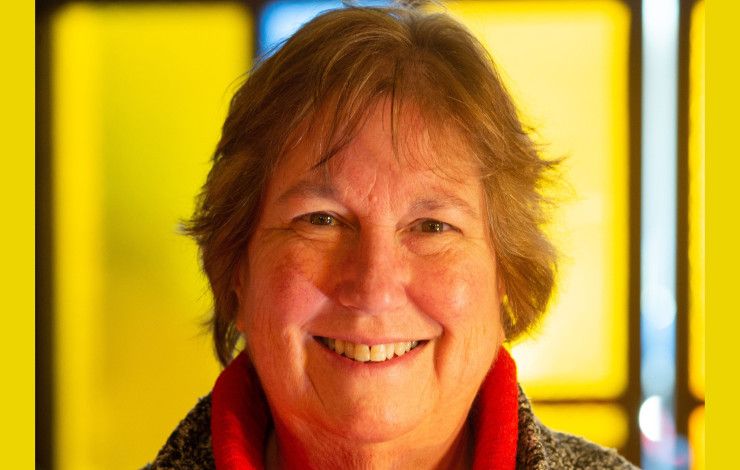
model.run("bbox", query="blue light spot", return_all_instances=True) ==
[259,0,387,56]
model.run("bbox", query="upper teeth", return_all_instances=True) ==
[319,337,420,363]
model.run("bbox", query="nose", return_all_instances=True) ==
[334,227,408,314]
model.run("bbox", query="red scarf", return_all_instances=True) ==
[212,347,518,470]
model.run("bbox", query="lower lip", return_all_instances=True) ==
[312,337,428,370]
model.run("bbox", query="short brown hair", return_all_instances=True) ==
[186,6,559,366]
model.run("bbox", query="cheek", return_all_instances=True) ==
[238,242,332,338]
[412,254,500,328]
[411,252,502,385]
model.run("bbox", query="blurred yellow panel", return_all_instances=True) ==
[448,1,630,399]
[0,1,34,467]
[52,3,251,469]
[689,405,705,470]
[689,0,705,401]
[531,403,628,449]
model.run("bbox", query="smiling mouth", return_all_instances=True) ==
[316,337,423,363]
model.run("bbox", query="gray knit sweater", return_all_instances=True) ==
[147,387,639,469]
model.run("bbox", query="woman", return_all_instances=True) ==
[149,5,637,469]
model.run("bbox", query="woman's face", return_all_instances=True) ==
[235,101,505,444]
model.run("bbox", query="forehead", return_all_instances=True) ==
[275,99,481,190]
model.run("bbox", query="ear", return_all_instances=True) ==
[496,273,508,342]
[496,272,506,299]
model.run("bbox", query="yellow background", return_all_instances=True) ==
[52,4,250,468]
[706,0,737,469]
[2,0,34,468]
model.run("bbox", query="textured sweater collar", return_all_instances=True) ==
[211,347,518,470]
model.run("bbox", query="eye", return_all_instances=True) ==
[306,212,337,226]
[417,219,455,233]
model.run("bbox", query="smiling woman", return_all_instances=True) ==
[233,100,503,467]
[146,4,637,469]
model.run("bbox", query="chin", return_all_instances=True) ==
[319,397,429,444]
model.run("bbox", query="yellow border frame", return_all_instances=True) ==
[1,1,35,467]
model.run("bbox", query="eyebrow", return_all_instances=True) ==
[276,179,337,205]
[409,193,480,219]
[276,178,480,219]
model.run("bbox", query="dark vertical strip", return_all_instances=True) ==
[675,0,696,441]
[623,0,643,466]
[254,0,269,57]
[253,0,264,59]
[36,2,55,469]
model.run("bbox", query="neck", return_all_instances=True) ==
[265,415,473,470]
